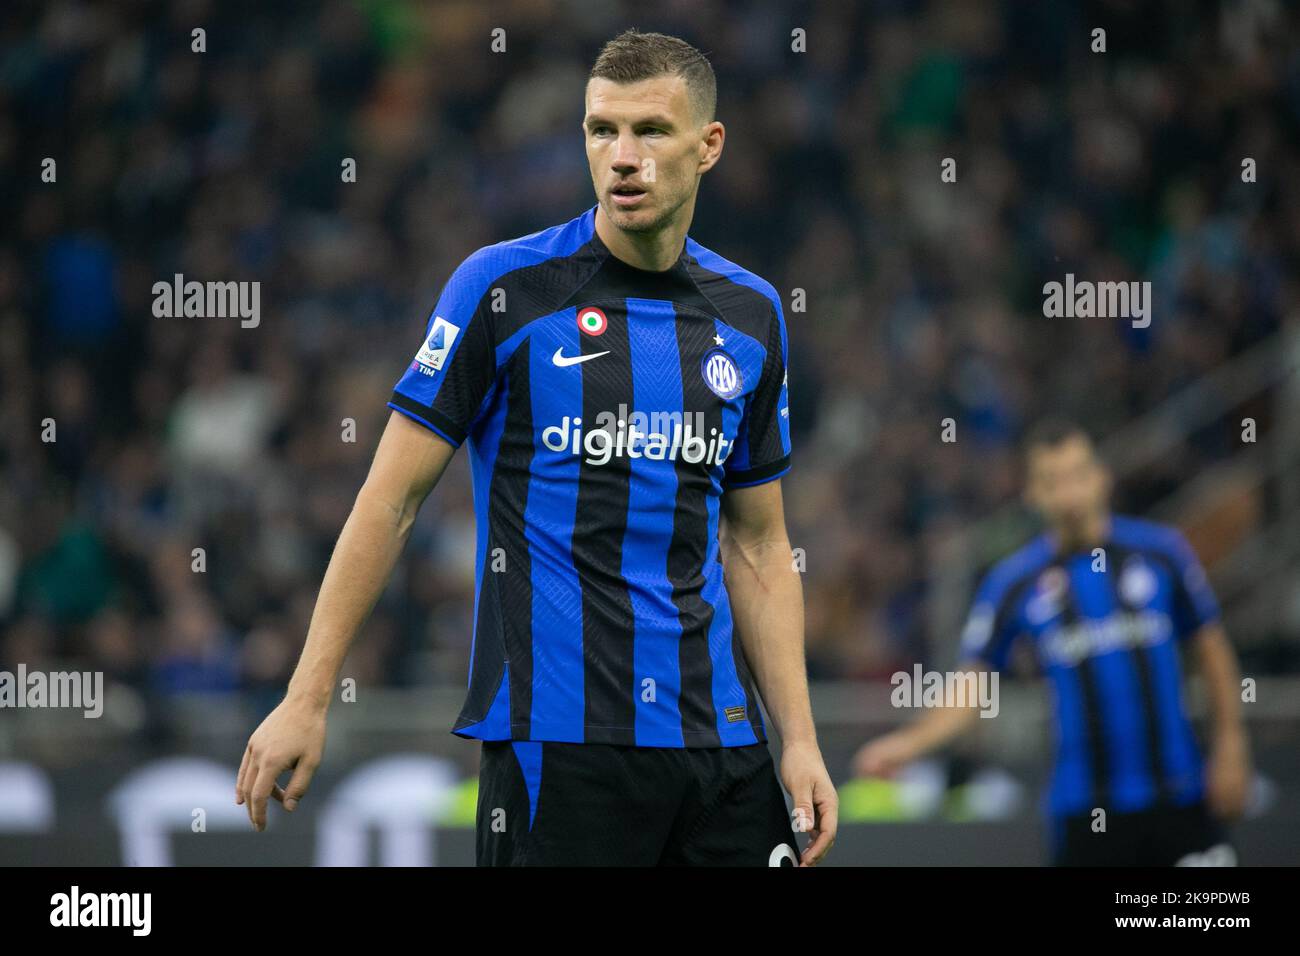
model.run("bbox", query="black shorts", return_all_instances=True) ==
[1052,801,1236,866]
[476,740,801,866]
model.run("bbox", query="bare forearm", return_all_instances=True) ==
[285,486,414,710]
[1197,626,1248,749]
[900,695,983,754]
[724,537,815,745]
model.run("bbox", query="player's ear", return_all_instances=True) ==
[698,121,724,173]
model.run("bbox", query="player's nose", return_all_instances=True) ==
[610,135,640,172]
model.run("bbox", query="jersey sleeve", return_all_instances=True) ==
[1165,530,1221,639]
[387,254,498,447]
[721,299,792,488]
[958,569,1024,671]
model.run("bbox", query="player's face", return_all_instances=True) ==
[1025,436,1111,535]
[583,75,718,235]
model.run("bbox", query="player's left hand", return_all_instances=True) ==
[1205,732,1251,820]
[780,740,838,866]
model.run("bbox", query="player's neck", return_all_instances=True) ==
[594,203,691,272]
[1052,511,1112,554]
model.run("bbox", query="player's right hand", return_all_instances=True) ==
[235,696,327,832]
[851,732,917,779]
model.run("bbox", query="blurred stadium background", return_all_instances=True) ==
[2,0,1298,864]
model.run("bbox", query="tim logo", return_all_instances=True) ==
[701,349,743,400]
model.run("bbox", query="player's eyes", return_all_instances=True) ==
[591,126,614,136]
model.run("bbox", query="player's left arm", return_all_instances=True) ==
[721,479,837,866]
[1191,622,1252,819]
[1168,530,1252,819]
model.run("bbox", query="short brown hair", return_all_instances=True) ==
[589,30,716,123]
[1022,418,1093,459]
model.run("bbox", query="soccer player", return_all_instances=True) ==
[853,421,1252,866]
[235,30,837,866]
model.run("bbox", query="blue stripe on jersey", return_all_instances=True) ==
[701,509,760,746]
[1067,560,1154,812]
[1048,661,1091,816]
[623,299,686,746]
[524,309,585,742]
[510,740,544,829]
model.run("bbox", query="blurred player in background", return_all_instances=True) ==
[235,29,836,866]
[854,420,1251,865]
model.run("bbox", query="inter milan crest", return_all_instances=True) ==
[1119,555,1157,606]
[701,348,743,399]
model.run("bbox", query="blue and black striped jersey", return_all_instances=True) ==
[388,206,791,747]
[959,515,1221,817]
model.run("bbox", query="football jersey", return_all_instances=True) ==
[959,515,1221,817]
[388,206,792,747]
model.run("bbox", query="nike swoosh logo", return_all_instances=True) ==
[552,347,609,367]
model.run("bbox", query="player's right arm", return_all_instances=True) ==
[853,567,1019,779]
[237,245,503,830]
[236,413,456,830]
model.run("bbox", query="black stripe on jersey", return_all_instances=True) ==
[727,455,791,487]
[988,571,1040,664]
[1106,543,1171,804]
[1057,564,1111,811]
[389,391,469,446]
[500,342,537,737]
[575,302,637,744]
[669,306,724,746]
[457,340,535,734]
[681,256,775,348]
[562,250,714,315]
[1145,548,1200,635]
[737,305,788,483]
